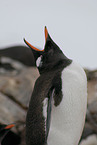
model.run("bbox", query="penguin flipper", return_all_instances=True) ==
[46,89,55,139]
[53,74,63,106]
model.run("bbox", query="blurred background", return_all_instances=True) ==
[0,0,97,69]
[0,1,97,145]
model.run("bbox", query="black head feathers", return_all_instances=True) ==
[24,26,72,73]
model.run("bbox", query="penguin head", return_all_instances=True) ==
[0,124,14,143]
[24,27,72,73]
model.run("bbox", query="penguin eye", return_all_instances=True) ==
[36,55,43,67]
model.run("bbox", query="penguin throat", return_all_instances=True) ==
[36,55,43,67]
[38,59,72,74]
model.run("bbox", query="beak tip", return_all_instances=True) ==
[5,124,15,130]
[44,26,48,42]
[45,26,47,29]
[23,38,26,43]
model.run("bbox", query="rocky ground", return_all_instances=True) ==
[0,57,97,145]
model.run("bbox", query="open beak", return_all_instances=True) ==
[4,124,15,130]
[24,26,49,52]
[24,38,44,52]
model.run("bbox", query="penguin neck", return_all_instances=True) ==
[38,58,72,74]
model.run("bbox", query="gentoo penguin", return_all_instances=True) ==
[0,46,35,66]
[0,124,14,145]
[24,27,87,145]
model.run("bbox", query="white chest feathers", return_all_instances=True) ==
[47,61,87,145]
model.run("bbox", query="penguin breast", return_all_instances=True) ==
[47,61,87,145]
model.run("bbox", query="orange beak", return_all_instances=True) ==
[24,38,44,52]
[45,26,48,42]
[5,124,15,129]
[24,26,49,52]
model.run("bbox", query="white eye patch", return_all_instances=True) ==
[36,55,43,67]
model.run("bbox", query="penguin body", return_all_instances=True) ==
[0,46,35,66]
[24,27,87,145]
[47,61,87,145]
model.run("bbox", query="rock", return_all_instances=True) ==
[79,135,97,145]
[85,69,97,81]
[0,57,39,109]
[0,92,26,133]
[81,123,96,140]
[85,71,97,134]
[80,69,97,144]
[0,57,39,136]
[88,80,97,105]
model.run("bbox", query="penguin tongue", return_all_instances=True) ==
[24,38,44,52]
[4,124,15,129]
